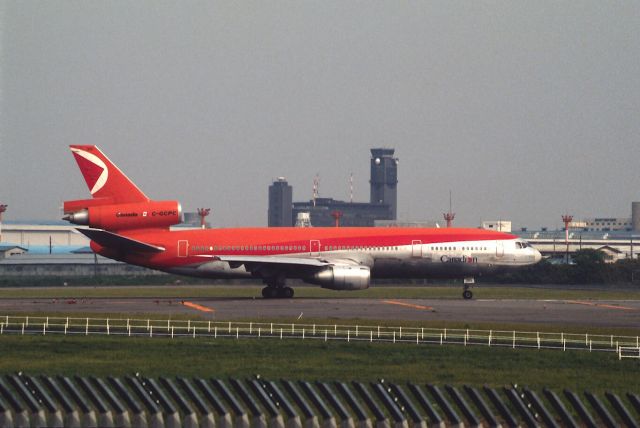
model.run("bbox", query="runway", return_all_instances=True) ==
[2,296,639,328]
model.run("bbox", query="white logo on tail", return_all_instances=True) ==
[71,148,109,195]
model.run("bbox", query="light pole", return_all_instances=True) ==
[562,214,573,264]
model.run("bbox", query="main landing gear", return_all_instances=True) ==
[462,277,474,300]
[261,275,294,299]
[261,286,294,299]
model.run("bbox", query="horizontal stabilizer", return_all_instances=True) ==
[78,228,165,253]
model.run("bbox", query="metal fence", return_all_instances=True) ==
[0,373,639,427]
[1,315,638,356]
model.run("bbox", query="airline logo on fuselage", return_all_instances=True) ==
[441,255,478,264]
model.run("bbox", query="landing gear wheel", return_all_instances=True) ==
[280,287,294,299]
[262,287,277,299]
[463,289,473,300]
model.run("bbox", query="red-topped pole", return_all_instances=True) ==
[443,212,455,228]
[0,204,7,242]
[562,214,573,244]
[331,210,343,227]
[197,208,211,229]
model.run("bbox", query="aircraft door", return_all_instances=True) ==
[178,240,189,257]
[412,240,422,257]
[496,241,504,258]
[310,240,320,256]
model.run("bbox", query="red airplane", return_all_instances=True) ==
[63,145,541,299]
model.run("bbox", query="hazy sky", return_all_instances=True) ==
[2,1,639,229]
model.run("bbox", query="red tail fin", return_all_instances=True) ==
[70,145,149,204]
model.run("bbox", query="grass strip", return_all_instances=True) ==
[0,334,637,395]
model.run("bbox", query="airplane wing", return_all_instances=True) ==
[77,228,165,253]
[196,254,372,271]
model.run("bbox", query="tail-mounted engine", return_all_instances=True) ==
[63,200,182,231]
[307,265,370,290]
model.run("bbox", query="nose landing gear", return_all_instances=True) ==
[463,277,474,300]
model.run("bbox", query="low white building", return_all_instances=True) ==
[481,221,512,233]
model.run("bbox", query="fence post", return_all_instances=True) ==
[378,325,380,338]
[370,331,373,343]
[400,327,403,339]
[43,322,46,336]
[610,335,613,347]
[150,325,153,337]
[271,323,273,335]
[325,330,327,342]
[86,318,89,336]
[292,323,294,334]
[440,333,443,345]
[258,327,261,338]
[416,333,419,345]
[22,323,24,335]
[335,324,337,336]
[313,324,316,335]
[563,338,566,351]
[228,321,231,334]
[107,319,110,336]
[348,331,350,342]
[303,328,305,340]
[585,333,588,346]
[444,328,447,340]
[250,322,253,335]
[356,325,358,337]
[46,316,49,328]
[421,327,424,340]
[236,327,239,339]
[280,328,283,340]
[488,330,491,347]
[171,327,174,339]
[26,316,29,327]
[147,319,150,330]
[215,326,217,338]
[589,340,592,352]
[208,321,211,333]
[1,323,3,335]
[167,319,170,332]
[537,332,540,350]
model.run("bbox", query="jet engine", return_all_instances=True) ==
[307,265,370,290]
[63,201,182,231]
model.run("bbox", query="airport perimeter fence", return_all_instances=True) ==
[1,314,639,359]
[1,373,639,428]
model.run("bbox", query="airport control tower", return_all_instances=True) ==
[370,148,398,220]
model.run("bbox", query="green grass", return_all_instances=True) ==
[0,334,637,394]
[1,284,640,300]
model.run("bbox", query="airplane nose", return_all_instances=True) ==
[533,249,542,263]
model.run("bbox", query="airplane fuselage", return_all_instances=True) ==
[91,226,540,281]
